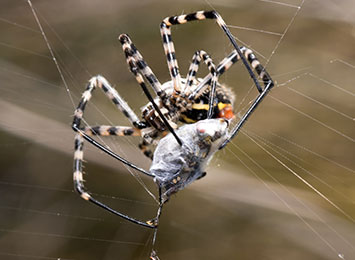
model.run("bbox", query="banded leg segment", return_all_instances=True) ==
[219,80,273,149]
[160,10,265,96]
[213,48,274,148]
[125,57,182,146]
[73,133,156,228]
[72,75,145,130]
[118,34,166,100]
[185,50,217,93]
[191,47,274,99]
[72,75,160,227]
[139,139,154,160]
[185,50,218,118]
[83,125,141,137]
[188,49,240,100]
[241,46,273,89]
[83,125,155,159]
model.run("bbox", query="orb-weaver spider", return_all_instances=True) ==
[72,10,273,229]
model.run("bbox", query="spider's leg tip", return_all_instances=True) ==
[150,250,160,260]
[118,33,130,43]
[146,218,159,228]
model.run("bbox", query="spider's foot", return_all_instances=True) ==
[146,218,159,227]
[150,250,160,260]
[197,171,207,180]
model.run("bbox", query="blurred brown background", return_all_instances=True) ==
[0,0,354,259]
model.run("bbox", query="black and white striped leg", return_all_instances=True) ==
[215,48,274,148]
[160,10,264,95]
[219,80,273,149]
[72,76,153,174]
[190,50,240,98]
[185,50,218,118]
[82,125,158,159]
[73,133,157,228]
[118,35,181,145]
[72,75,146,130]
[118,34,167,101]
[72,76,159,228]
[191,47,274,99]
[84,125,155,159]
[219,47,274,147]
[71,76,157,168]
[240,46,273,89]
[126,57,183,146]
[139,139,154,160]
[83,125,141,137]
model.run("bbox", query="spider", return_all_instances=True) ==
[72,11,273,229]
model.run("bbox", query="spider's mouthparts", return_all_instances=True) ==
[218,104,234,120]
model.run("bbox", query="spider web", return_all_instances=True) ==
[0,0,354,259]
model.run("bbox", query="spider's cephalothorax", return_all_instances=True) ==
[141,77,235,132]
[72,10,274,232]
[179,80,235,123]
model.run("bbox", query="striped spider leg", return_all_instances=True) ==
[184,50,218,119]
[118,34,167,102]
[217,47,274,148]
[118,33,183,158]
[160,11,266,106]
[72,75,169,228]
[182,46,274,125]
[190,46,273,98]
[186,45,274,149]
